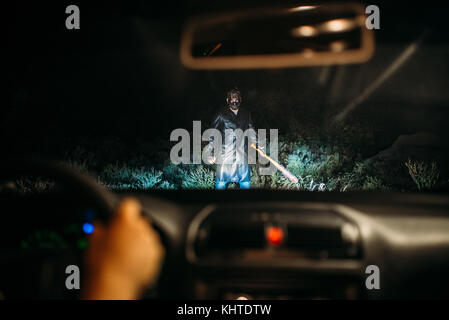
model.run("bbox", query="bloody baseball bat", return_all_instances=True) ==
[250,144,299,184]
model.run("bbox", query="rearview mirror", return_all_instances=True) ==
[180,3,375,69]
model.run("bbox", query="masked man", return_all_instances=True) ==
[206,87,257,189]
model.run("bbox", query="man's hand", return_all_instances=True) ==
[82,197,165,300]
[207,155,216,164]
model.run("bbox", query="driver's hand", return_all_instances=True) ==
[82,197,165,300]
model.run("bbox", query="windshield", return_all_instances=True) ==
[4,1,449,193]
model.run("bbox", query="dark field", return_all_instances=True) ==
[4,1,449,192]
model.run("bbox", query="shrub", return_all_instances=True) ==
[362,176,389,191]
[158,181,176,190]
[181,165,215,189]
[63,145,97,169]
[162,163,187,188]
[13,178,55,194]
[64,159,90,174]
[99,164,163,190]
[404,159,440,191]
[325,160,390,192]
[274,141,332,191]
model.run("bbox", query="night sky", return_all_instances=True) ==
[4,1,449,159]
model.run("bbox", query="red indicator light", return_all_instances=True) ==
[266,226,283,246]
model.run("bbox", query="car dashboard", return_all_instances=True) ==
[135,190,449,299]
[1,190,448,299]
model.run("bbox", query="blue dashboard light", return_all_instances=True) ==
[83,222,95,234]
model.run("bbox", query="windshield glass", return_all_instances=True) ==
[4,1,449,193]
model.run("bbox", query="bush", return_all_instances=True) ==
[99,163,163,190]
[13,177,55,194]
[362,176,389,191]
[62,145,97,169]
[404,159,440,191]
[162,163,186,188]
[181,165,215,189]
[323,160,390,192]
[64,159,90,174]
[277,140,332,191]
[26,134,440,193]
[158,181,176,190]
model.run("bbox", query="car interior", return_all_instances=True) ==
[3,0,449,300]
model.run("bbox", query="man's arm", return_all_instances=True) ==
[248,112,258,147]
[211,112,223,131]
[205,112,222,164]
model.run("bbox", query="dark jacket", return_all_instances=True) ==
[207,107,257,183]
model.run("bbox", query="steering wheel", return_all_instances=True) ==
[0,158,118,219]
[0,158,182,299]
